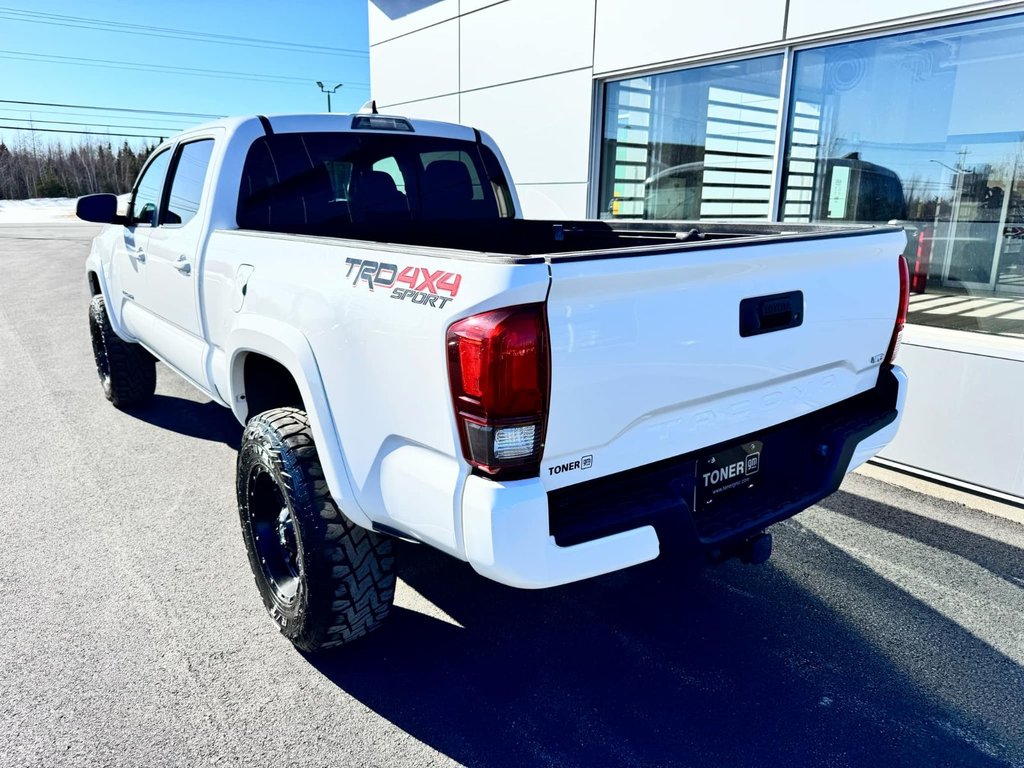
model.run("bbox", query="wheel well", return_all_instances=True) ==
[87,271,101,296]
[242,353,304,421]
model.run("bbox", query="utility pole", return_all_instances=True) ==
[315,81,343,113]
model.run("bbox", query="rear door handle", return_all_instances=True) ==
[173,255,192,276]
[134,249,146,264]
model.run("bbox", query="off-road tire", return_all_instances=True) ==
[88,294,156,409]
[237,407,395,652]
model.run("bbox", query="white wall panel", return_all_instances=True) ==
[460,0,595,91]
[786,0,978,39]
[368,0,458,45]
[384,94,460,122]
[370,19,460,107]
[879,329,1024,499]
[460,68,594,184]
[594,0,787,75]
[460,0,507,13]
[515,183,589,219]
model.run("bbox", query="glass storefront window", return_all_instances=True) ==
[599,55,784,221]
[781,13,1024,338]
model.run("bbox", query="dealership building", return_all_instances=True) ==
[368,0,1024,501]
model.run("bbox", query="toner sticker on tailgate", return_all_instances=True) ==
[345,258,461,309]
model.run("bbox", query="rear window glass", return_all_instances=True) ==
[236,132,512,233]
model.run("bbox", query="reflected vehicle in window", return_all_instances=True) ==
[642,161,705,220]
[638,154,909,224]
[816,154,907,224]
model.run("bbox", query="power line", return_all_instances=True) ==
[0,98,223,119]
[0,48,368,88]
[0,124,165,139]
[0,116,187,133]
[0,107,198,126]
[0,6,369,57]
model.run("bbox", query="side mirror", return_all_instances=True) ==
[76,193,127,224]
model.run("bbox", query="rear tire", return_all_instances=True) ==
[88,294,156,409]
[237,407,395,652]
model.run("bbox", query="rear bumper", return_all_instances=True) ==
[461,365,907,588]
[845,366,908,471]
[461,476,660,589]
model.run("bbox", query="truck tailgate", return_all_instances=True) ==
[541,228,906,490]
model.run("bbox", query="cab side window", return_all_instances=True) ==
[132,149,172,226]
[164,140,215,226]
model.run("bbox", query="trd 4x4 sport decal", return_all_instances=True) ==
[345,258,461,309]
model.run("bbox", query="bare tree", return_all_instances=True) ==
[0,135,153,199]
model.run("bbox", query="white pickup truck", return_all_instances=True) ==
[78,112,909,652]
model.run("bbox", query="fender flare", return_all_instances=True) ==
[86,248,136,343]
[226,316,371,529]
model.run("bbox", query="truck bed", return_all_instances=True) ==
[238,216,901,260]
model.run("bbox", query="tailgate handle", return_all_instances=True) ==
[739,291,803,337]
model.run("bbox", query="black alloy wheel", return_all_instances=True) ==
[236,407,396,652]
[87,294,156,408]
[246,466,302,610]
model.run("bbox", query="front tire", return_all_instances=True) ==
[88,294,156,409]
[237,407,395,652]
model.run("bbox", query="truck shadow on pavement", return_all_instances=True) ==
[819,489,1024,591]
[310,496,1024,768]
[130,395,242,449]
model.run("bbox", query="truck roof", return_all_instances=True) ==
[168,112,478,146]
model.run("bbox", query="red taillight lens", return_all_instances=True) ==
[910,227,932,294]
[885,254,910,365]
[447,304,549,478]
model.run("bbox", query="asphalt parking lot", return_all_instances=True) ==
[2,222,1023,768]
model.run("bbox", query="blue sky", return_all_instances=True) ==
[0,0,370,147]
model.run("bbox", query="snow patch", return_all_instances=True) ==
[0,197,78,223]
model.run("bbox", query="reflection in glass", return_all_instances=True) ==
[599,55,784,221]
[781,13,1024,337]
[166,140,214,227]
[132,149,172,226]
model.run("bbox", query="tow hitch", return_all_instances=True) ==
[708,531,773,566]
[738,532,773,565]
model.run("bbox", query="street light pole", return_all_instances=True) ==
[315,81,343,113]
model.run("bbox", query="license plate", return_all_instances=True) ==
[695,440,763,512]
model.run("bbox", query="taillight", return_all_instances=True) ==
[885,254,910,365]
[446,303,549,479]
